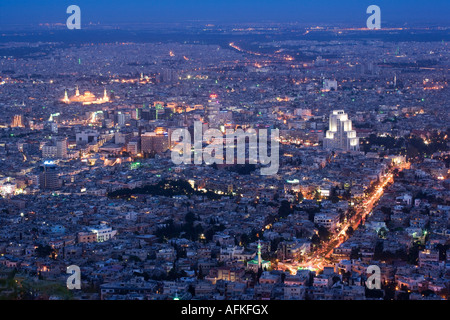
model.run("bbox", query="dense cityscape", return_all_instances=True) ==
[0,12,449,301]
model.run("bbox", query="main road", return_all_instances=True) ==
[278,163,408,274]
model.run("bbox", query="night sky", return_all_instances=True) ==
[0,0,449,27]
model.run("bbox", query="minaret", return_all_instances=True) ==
[75,86,80,97]
[103,88,109,101]
[63,90,70,103]
[257,240,262,269]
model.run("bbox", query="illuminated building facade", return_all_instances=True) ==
[323,110,359,151]
[11,115,24,128]
[86,224,117,242]
[62,87,110,105]
[141,132,169,154]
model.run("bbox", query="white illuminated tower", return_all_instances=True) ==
[63,90,70,103]
[206,94,220,127]
[103,88,109,102]
[323,110,359,151]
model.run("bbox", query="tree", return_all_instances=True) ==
[35,244,54,258]
[350,247,360,260]
[374,241,384,259]
[317,226,330,242]
[338,209,345,223]
[407,244,422,265]
[308,210,315,222]
[347,226,354,237]
[270,237,283,253]
[257,267,263,281]
[185,212,196,224]
[278,200,291,219]
[342,271,352,284]
[128,255,141,262]
[198,267,204,280]
[435,244,448,261]
[240,233,249,247]
[378,227,388,239]
[311,234,320,246]
[188,284,196,297]
[365,287,384,299]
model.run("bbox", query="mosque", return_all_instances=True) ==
[62,86,110,105]
[246,240,271,272]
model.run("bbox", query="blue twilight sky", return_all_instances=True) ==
[0,0,449,27]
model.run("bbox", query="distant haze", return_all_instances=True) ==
[0,0,449,28]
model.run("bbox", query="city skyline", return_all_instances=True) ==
[0,1,448,306]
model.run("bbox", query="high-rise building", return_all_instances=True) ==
[56,137,68,159]
[42,137,68,159]
[39,162,60,190]
[42,145,57,159]
[141,106,157,121]
[206,94,221,127]
[116,112,127,127]
[141,132,168,154]
[126,139,140,155]
[161,69,178,82]
[132,108,141,120]
[44,121,58,133]
[323,110,359,151]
